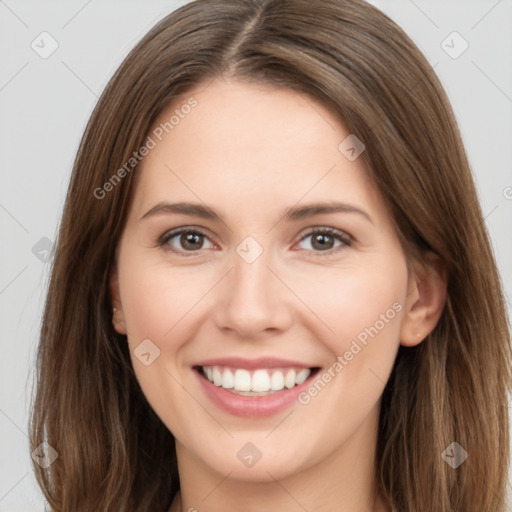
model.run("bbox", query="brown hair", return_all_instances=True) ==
[30,0,512,510]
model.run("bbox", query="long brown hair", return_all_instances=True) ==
[30,0,512,510]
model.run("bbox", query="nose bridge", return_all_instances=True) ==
[214,234,288,336]
[231,234,275,308]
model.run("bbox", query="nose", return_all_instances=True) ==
[212,239,293,340]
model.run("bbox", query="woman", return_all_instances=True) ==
[30,0,512,510]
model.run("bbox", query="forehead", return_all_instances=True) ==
[151,79,344,157]
[130,79,385,225]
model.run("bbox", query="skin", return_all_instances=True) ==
[110,79,447,512]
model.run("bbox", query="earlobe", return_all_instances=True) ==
[400,253,447,347]
[109,266,127,335]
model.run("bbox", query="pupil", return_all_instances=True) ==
[182,233,202,250]
[313,233,333,250]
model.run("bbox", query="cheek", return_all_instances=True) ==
[120,255,212,343]
[294,257,407,423]
[287,258,407,357]
[116,256,209,438]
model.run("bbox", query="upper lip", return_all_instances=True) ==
[193,357,316,370]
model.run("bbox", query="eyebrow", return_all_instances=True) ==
[139,201,373,224]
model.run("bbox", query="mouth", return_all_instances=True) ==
[192,358,321,417]
[194,365,320,396]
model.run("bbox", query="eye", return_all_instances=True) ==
[295,227,352,256]
[157,226,352,257]
[159,228,215,256]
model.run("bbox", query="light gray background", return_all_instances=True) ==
[1,1,511,510]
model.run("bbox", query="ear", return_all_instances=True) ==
[400,252,447,347]
[109,265,127,335]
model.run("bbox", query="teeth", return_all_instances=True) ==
[296,368,310,385]
[201,366,312,393]
[284,369,296,389]
[270,370,284,391]
[252,370,271,392]
[212,367,222,386]
[222,369,234,389]
[234,369,251,391]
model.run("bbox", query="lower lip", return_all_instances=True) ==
[195,368,317,418]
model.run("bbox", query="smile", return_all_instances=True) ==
[192,358,321,417]
[200,366,312,395]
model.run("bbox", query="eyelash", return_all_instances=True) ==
[157,226,353,258]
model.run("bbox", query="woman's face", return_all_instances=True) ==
[111,79,415,482]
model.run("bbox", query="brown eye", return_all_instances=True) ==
[179,232,204,250]
[296,228,351,255]
[311,232,336,250]
[160,228,215,254]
